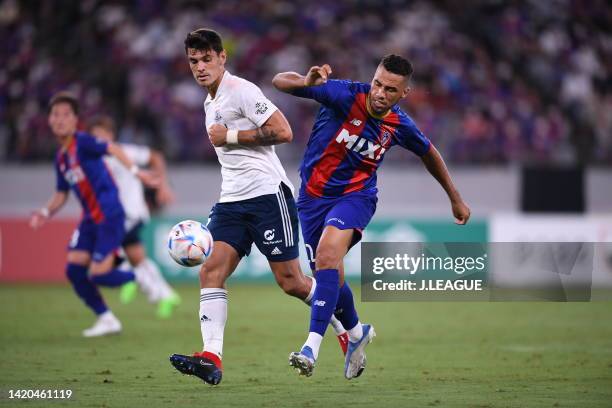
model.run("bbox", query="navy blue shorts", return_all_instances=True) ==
[297,189,377,270]
[122,221,144,247]
[207,183,299,262]
[68,215,126,263]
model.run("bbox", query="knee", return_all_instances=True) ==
[199,264,226,287]
[277,276,307,299]
[315,245,341,270]
[66,263,86,282]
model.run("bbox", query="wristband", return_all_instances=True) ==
[226,129,239,145]
[40,207,50,218]
[130,164,139,176]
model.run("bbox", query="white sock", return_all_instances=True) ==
[133,259,158,302]
[303,275,316,304]
[200,288,228,358]
[348,321,363,343]
[303,332,323,359]
[303,275,346,336]
[143,258,175,301]
[330,315,347,336]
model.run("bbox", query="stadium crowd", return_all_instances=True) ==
[1,0,610,164]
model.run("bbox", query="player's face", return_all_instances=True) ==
[89,125,114,142]
[368,66,410,114]
[48,103,78,140]
[187,48,226,89]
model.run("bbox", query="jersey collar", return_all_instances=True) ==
[206,70,230,102]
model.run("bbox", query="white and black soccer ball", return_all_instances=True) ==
[167,220,213,267]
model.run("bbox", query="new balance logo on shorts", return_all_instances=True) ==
[313,300,326,307]
[271,247,282,256]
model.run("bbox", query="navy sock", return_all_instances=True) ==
[309,269,340,336]
[334,282,359,331]
[66,263,107,315]
[91,268,135,288]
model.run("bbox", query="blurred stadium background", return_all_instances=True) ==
[0,1,611,406]
[0,0,610,284]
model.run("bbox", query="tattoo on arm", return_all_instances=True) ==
[254,127,283,146]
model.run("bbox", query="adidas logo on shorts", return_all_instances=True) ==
[271,247,283,255]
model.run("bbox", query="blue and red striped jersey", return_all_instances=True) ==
[293,79,431,198]
[55,132,124,223]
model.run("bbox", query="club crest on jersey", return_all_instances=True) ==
[380,130,391,146]
[214,110,223,122]
[336,128,386,160]
[64,166,86,185]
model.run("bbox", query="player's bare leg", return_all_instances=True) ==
[122,242,180,318]
[170,241,240,385]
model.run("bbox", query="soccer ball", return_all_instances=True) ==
[167,220,213,267]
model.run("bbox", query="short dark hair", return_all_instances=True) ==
[184,28,224,54]
[86,114,116,135]
[379,54,413,78]
[48,91,79,115]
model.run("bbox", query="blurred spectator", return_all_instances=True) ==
[0,0,610,164]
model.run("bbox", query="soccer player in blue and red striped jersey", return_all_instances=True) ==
[30,92,158,337]
[273,55,471,379]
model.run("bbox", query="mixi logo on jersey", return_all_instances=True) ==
[335,127,392,160]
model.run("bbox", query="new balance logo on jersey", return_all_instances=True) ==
[336,128,386,160]
[271,247,282,255]
[313,300,326,307]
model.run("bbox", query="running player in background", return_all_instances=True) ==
[87,115,180,319]
[273,55,471,378]
[30,92,158,337]
[168,28,348,386]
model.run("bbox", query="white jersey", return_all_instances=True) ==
[104,143,151,229]
[204,70,294,202]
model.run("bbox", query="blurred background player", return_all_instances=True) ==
[30,92,158,337]
[273,55,471,378]
[87,115,180,319]
[169,28,348,386]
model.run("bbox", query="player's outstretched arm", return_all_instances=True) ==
[148,150,175,205]
[30,191,68,229]
[208,110,293,147]
[107,142,160,188]
[272,64,332,93]
[420,144,471,225]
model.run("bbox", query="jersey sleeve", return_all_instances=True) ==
[78,133,109,157]
[54,160,69,192]
[240,82,279,127]
[120,143,151,166]
[395,118,432,157]
[290,79,352,108]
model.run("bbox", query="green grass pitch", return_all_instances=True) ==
[1,284,611,407]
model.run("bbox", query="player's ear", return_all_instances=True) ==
[401,85,411,99]
[219,50,227,65]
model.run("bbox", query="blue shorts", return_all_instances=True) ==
[207,183,299,262]
[68,215,126,263]
[297,189,377,270]
[122,221,144,247]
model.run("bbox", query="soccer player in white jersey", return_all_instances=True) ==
[169,28,348,385]
[86,115,180,318]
